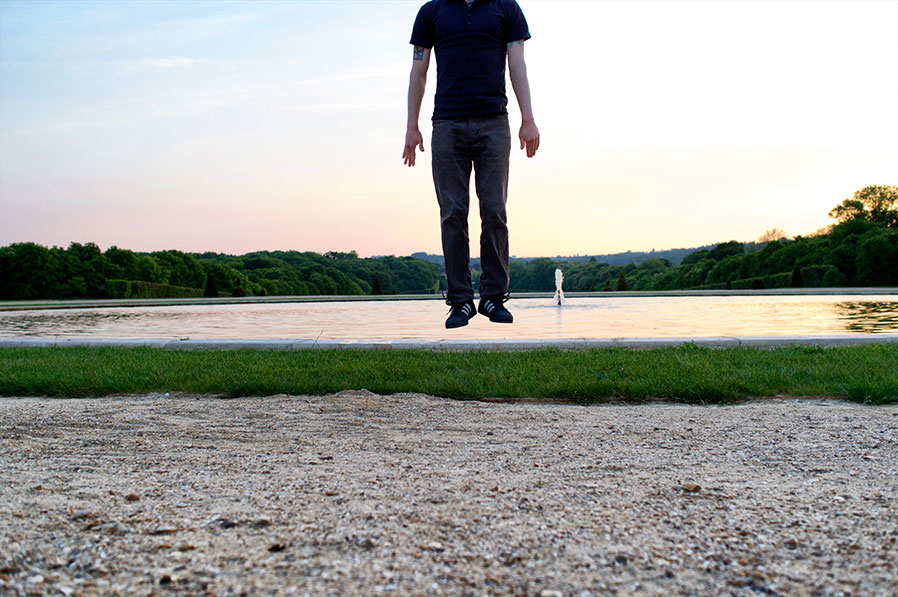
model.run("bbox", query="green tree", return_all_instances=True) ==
[105,246,138,280]
[151,250,206,288]
[135,255,166,284]
[829,185,898,227]
[790,266,804,288]
[203,273,218,297]
[616,270,629,291]
[855,227,898,285]
[0,243,55,299]
[528,258,557,291]
[708,240,745,261]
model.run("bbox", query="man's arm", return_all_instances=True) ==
[507,40,539,158]
[403,45,431,167]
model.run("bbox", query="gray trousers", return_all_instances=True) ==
[431,114,511,304]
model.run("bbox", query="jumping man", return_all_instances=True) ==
[403,0,539,329]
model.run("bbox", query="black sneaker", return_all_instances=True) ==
[445,300,476,329]
[478,295,513,323]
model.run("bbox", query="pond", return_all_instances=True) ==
[1,295,896,340]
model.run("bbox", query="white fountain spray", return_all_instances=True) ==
[553,268,565,306]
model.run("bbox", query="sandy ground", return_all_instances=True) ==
[0,393,896,597]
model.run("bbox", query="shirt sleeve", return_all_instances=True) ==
[409,3,435,49]
[504,0,531,43]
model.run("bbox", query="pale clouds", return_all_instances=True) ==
[142,56,200,69]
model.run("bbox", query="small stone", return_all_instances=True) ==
[150,527,179,535]
[177,543,196,552]
[159,574,172,585]
[358,538,375,550]
[96,522,133,536]
[422,541,445,552]
[124,493,140,502]
[253,518,272,528]
[540,591,563,597]
[71,511,94,521]
[784,537,799,548]
[680,483,702,493]
[268,543,286,553]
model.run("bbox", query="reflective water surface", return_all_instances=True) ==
[1,295,896,339]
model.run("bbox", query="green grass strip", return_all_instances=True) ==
[0,345,896,404]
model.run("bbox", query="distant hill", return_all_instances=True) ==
[411,245,715,269]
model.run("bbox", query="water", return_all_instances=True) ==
[1,295,896,340]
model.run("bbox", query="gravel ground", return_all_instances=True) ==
[1,393,896,597]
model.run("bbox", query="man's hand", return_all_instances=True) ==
[519,120,539,158]
[507,40,539,158]
[404,45,430,168]
[403,127,424,167]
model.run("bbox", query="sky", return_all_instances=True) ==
[1,0,896,258]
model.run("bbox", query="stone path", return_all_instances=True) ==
[1,393,896,596]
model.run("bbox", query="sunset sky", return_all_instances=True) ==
[1,0,896,258]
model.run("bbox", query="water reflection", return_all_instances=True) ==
[0,296,896,340]
[836,301,898,333]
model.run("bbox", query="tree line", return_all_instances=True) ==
[507,185,897,292]
[1,185,894,300]
[0,246,442,300]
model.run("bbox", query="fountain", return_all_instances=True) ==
[553,268,565,306]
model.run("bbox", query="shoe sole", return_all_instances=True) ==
[479,308,513,324]
[445,320,469,329]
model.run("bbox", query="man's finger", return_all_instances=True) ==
[419,140,425,152]
[520,136,525,150]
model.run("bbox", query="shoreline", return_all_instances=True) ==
[2,287,896,312]
[3,333,898,350]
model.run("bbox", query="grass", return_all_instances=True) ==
[1,344,896,404]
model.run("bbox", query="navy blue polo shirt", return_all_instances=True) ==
[410,0,530,120]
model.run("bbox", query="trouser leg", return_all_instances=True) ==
[432,119,474,304]
[472,115,511,298]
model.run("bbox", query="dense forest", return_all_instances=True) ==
[0,247,442,300]
[1,185,895,300]
[507,185,897,292]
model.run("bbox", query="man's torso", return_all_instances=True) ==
[411,0,529,120]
